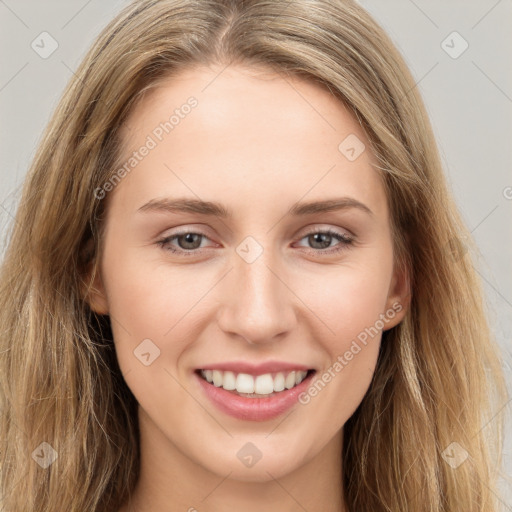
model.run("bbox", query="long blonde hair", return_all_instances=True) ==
[0,1,508,510]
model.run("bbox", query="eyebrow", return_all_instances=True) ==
[137,196,373,218]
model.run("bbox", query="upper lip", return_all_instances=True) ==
[197,360,314,376]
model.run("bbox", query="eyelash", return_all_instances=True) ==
[156,227,354,257]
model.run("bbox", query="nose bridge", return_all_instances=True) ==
[217,239,295,344]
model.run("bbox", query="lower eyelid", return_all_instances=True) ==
[158,229,353,255]
[294,233,353,252]
[299,230,351,243]
[158,233,212,252]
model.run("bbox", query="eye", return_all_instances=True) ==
[156,231,214,256]
[156,227,355,257]
[294,227,354,255]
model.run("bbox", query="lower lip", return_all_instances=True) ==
[195,371,315,422]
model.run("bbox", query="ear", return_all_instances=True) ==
[80,243,110,315]
[383,259,411,330]
[84,267,110,315]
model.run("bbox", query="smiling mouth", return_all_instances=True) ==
[196,369,316,398]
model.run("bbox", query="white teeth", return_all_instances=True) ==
[222,371,236,390]
[235,373,254,393]
[212,370,223,387]
[274,372,285,392]
[285,371,296,390]
[254,374,274,394]
[199,369,309,395]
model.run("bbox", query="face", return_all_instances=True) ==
[88,63,408,483]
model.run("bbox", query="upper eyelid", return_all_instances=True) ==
[159,225,354,247]
[161,221,353,234]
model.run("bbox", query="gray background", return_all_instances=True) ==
[1,0,511,507]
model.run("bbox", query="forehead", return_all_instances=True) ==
[110,63,386,220]
[122,63,365,147]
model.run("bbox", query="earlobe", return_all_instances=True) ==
[81,264,109,315]
[87,285,109,315]
[384,262,411,330]
[79,237,109,315]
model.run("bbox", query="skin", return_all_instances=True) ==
[87,63,409,512]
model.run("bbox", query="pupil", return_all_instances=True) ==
[311,233,331,249]
[180,233,201,249]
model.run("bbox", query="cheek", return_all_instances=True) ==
[293,270,388,430]
[295,259,393,344]
[103,236,201,330]
[99,243,192,375]
[291,258,392,407]
[102,253,198,419]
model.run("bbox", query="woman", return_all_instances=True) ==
[0,0,507,511]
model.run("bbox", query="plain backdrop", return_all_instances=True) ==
[0,0,511,507]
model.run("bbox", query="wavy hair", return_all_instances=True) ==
[0,0,508,510]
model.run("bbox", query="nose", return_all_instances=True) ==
[216,248,297,346]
